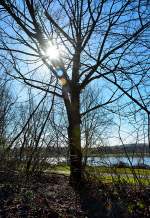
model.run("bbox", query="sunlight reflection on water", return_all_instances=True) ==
[46,156,150,166]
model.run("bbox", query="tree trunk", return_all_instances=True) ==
[68,119,82,186]
[65,91,83,186]
[148,113,150,152]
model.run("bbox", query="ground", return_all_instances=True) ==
[0,171,150,217]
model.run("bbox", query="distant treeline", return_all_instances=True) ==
[90,143,149,156]
[10,143,149,159]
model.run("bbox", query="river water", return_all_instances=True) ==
[47,156,150,166]
[87,156,150,166]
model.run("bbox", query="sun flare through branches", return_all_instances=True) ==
[45,41,60,61]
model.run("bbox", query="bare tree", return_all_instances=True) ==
[81,87,113,165]
[0,0,149,185]
[0,74,15,168]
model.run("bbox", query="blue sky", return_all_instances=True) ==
[0,0,149,146]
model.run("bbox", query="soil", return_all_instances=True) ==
[0,171,150,218]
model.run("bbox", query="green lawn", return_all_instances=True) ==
[86,166,150,185]
[89,174,150,185]
[86,165,150,176]
[46,164,70,175]
[46,164,150,185]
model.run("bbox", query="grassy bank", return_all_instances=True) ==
[86,165,150,176]
[47,164,150,185]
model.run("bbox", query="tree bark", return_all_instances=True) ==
[68,118,82,185]
[148,113,150,152]
[65,90,83,186]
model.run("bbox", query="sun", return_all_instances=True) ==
[45,43,60,61]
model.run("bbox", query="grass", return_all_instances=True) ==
[86,166,150,185]
[86,165,150,176]
[88,172,150,185]
[46,164,150,185]
[46,164,70,175]
[48,164,150,176]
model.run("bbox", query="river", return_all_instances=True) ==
[47,156,150,167]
